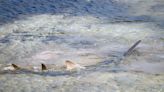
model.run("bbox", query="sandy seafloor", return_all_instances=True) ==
[0,0,164,92]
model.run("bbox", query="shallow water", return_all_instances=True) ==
[0,0,164,92]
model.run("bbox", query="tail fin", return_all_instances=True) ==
[11,64,21,70]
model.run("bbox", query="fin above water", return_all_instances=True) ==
[11,64,21,70]
[41,63,47,71]
[65,60,85,70]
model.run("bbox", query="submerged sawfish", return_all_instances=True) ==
[0,40,141,75]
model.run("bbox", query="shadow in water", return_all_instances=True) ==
[0,69,74,76]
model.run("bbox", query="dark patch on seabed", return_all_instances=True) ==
[0,0,157,25]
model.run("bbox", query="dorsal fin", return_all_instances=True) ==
[11,64,21,70]
[65,60,76,70]
[41,63,47,71]
[65,60,75,65]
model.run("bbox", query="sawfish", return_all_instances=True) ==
[0,40,141,74]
